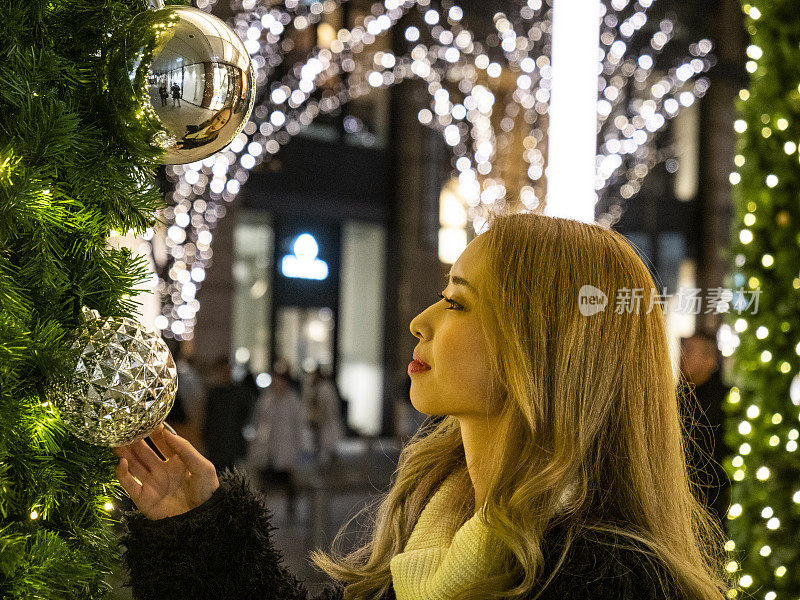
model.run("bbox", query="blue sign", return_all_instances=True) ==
[280,233,329,280]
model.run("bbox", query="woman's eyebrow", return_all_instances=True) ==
[444,270,476,295]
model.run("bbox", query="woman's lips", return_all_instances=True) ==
[408,360,431,375]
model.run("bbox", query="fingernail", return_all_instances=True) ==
[163,422,177,434]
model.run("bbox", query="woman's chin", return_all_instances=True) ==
[408,392,426,414]
[409,392,443,416]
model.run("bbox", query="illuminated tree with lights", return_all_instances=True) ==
[721,1,800,598]
[0,0,161,597]
[154,0,713,341]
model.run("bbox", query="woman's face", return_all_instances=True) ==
[408,234,497,419]
[209,109,231,132]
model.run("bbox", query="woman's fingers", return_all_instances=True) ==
[148,424,177,460]
[113,444,138,469]
[117,458,143,503]
[162,428,215,476]
[130,438,165,473]
[118,447,158,489]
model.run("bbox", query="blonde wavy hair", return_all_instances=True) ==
[311,212,731,600]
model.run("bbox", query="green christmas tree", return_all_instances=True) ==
[723,1,800,598]
[0,0,167,596]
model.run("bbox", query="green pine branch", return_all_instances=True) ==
[0,0,171,597]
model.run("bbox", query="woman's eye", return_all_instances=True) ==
[437,292,462,310]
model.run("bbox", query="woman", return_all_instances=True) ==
[304,365,345,464]
[246,360,306,519]
[115,212,731,600]
[175,107,232,150]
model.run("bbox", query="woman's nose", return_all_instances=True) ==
[409,304,434,340]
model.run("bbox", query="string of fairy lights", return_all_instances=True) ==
[147,0,713,341]
[712,3,800,597]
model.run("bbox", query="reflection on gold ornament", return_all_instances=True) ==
[105,6,254,164]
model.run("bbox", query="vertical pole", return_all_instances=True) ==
[546,0,602,223]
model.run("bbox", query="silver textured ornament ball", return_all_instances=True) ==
[105,5,255,164]
[58,307,178,447]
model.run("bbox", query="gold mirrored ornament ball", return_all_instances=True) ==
[105,5,255,164]
[57,307,178,447]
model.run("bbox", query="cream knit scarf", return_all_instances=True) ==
[389,473,501,600]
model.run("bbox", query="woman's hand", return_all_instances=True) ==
[113,424,220,520]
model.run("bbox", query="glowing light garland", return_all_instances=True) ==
[152,0,713,340]
[713,3,800,597]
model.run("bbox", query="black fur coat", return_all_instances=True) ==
[120,471,679,599]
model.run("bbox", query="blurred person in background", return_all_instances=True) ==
[235,358,261,444]
[239,361,261,404]
[201,356,251,472]
[165,338,205,451]
[246,358,305,520]
[679,330,732,526]
[304,365,345,465]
